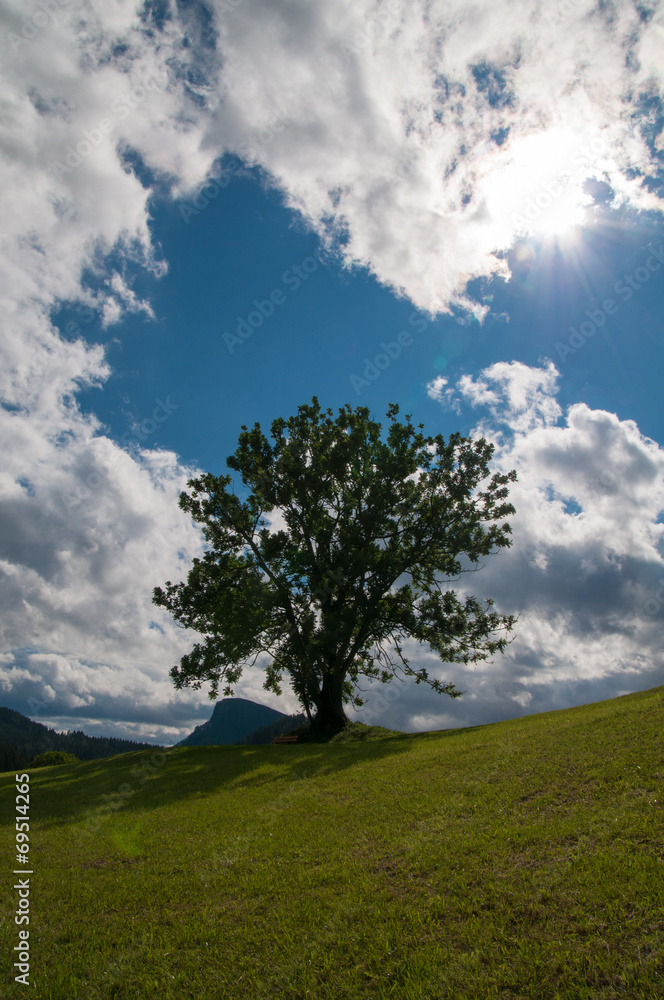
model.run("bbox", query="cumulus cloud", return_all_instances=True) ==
[199,0,664,313]
[0,0,222,740]
[0,392,211,740]
[425,375,460,412]
[429,359,564,434]
[393,360,664,733]
[6,0,662,320]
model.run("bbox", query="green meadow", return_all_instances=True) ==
[1,686,663,999]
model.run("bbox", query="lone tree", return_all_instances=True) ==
[154,398,517,737]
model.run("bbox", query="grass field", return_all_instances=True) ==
[1,685,663,999]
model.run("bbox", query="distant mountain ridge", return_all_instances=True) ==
[176,698,292,747]
[0,699,307,773]
[0,706,161,771]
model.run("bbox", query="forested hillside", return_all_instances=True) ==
[0,707,160,769]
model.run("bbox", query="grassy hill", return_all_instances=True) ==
[1,686,662,999]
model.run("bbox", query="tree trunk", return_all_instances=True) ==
[310,664,347,737]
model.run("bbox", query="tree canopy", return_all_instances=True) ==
[153,397,518,736]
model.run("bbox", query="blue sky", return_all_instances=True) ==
[1,0,664,744]
[58,174,664,472]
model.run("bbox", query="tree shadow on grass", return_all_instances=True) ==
[0,720,495,837]
[0,733,407,832]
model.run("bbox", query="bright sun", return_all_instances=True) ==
[484,125,603,243]
[525,182,589,239]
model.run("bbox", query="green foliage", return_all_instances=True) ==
[29,750,80,767]
[0,686,662,999]
[0,740,28,771]
[154,397,517,729]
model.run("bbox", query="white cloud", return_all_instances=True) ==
[458,359,563,432]
[425,375,459,412]
[0,0,224,740]
[4,0,656,318]
[0,391,211,739]
[404,361,664,731]
[1,0,664,740]
[198,0,664,313]
[2,0,664,323]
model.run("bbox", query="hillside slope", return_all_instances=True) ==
[1,686,662,999]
